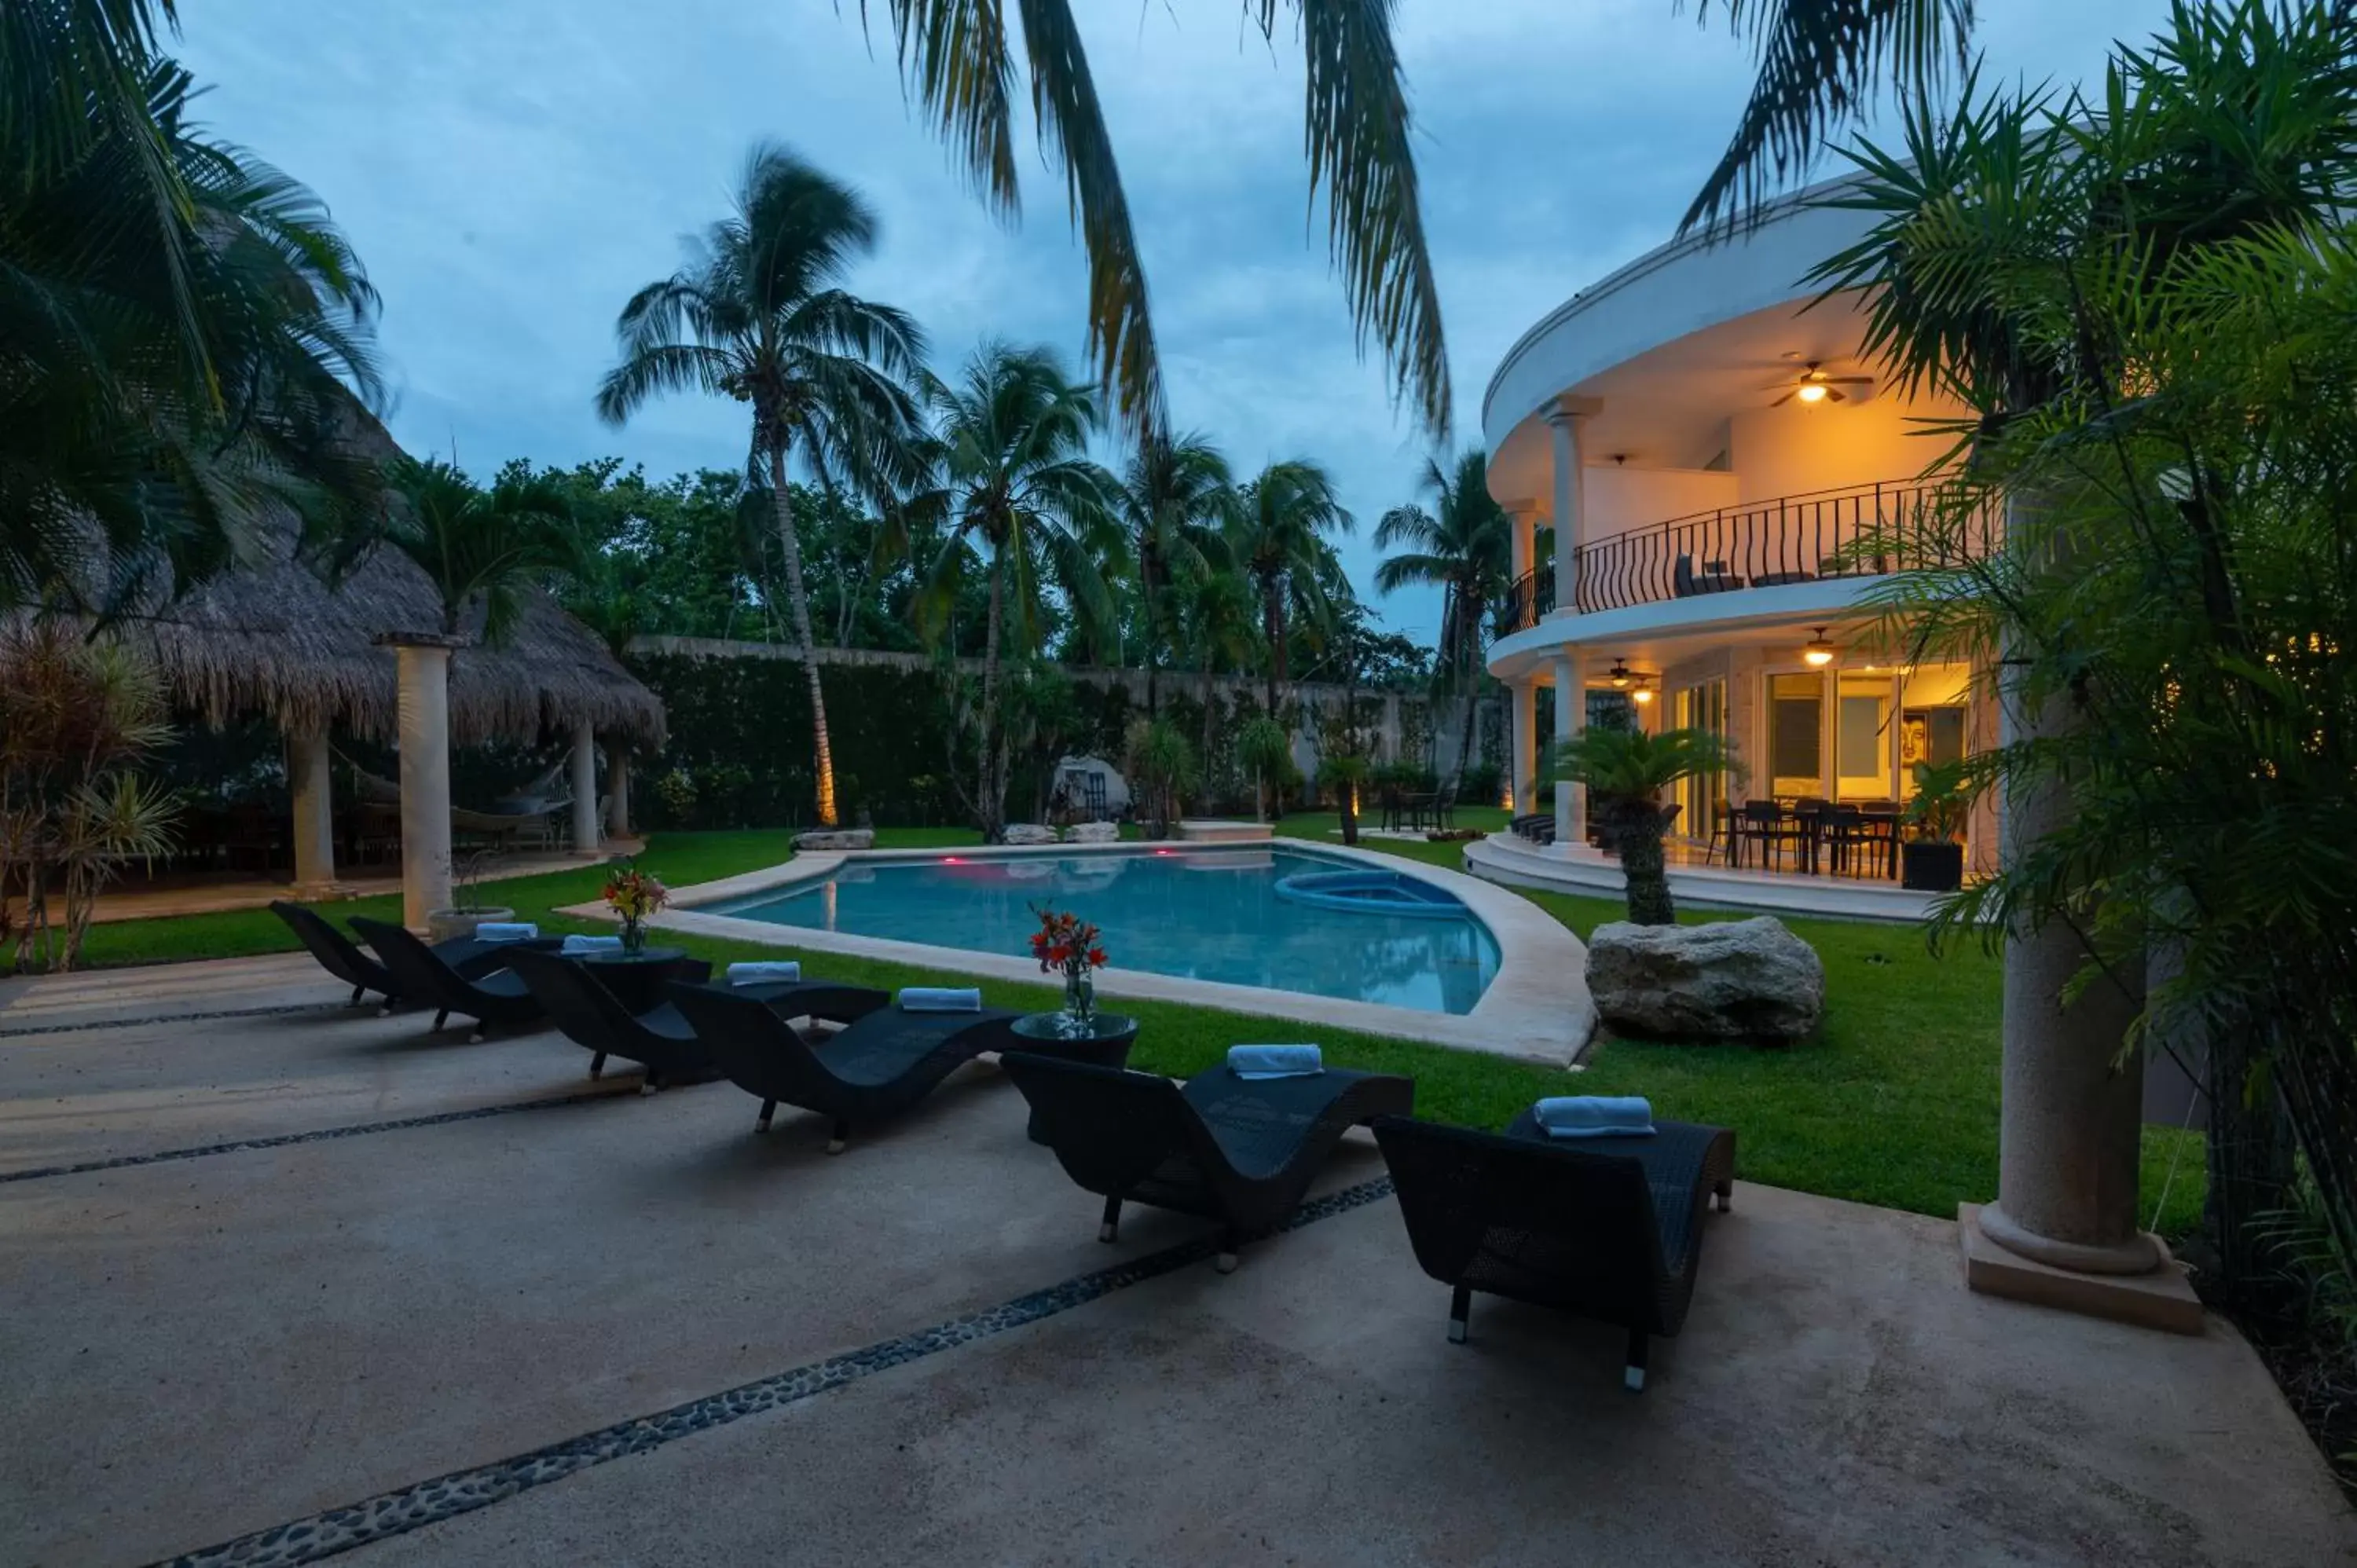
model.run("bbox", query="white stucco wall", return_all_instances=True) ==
[1728,390,1964,503]
[1581,465,1739,545]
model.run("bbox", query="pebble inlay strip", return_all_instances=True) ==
[156,1175,1400,1567]
[0,1001,334,1040]
[0,1088,630,1185]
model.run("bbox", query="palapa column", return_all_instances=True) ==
[379,633,460,932]
[604,743,631,841]
[286,727,342,899]
[570,720,599,855]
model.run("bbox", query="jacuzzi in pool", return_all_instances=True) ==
[1271,869,1471,918]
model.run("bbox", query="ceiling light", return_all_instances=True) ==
[1802,628,1837,667]
[1632,686,1655,705]
[1607,658,1632,688]
[1795,381,1829,405]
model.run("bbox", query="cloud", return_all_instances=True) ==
[176,0,2178,643]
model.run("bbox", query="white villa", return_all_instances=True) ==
[1472,184,1998,918]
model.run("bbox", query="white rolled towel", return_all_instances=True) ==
[728,961,803,986]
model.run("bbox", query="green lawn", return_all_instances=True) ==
[52,817,2205,1233]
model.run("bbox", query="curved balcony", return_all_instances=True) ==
[1497,479,1994,632]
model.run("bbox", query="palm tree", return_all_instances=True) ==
[2,47,384,618]
[1231,460,1353,716]
[1172,569,1259,766]
[1374,449,1511,793]
[835,2,1973,440]
[376,459,574,646]
[596,144,926,827]
[1552,727,1742,926]
[1116,433,1234,714]
[900,343,1124,841]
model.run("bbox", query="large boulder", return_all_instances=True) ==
[793,828,874,852]
[1003,823,1058,846]
[1064,821,1120,844]
[1585,917,1824,1044]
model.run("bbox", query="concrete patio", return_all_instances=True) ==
[1,955,2348,1567]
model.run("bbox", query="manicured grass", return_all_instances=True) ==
[49,819,2205,1233]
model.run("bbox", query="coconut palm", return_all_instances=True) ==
[1231,460,1353,717]
[1552,727,1743,926]
[1116,433,1235,713]
[596,144,926,827]
[1375,449,1512,793]
[2,46,384,618]
[900,342,1124,841]
[359,458,574,647]
[1172,568,1261,765]
[841,2,1973,440]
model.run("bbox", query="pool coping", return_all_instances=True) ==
[560,839,1594,1067]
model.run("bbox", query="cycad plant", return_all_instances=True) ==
[0,622,179,973]
[1552,726,1741,925]
[1375,449,1511,793]
[900,342,1124,841]
[597,144,926,826]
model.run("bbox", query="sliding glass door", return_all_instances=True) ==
[1673,678,1728,842]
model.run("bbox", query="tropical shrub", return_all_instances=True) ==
[1553,726,1742,925]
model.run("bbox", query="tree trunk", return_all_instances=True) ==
[765,449,838,827]
[1452,642,1479,795]
[1263,577,1285,718]
[1340,786,1358,846]
[1611,804,1677,925]
[975,555,1007,842]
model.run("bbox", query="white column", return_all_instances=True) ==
[1503,498,1540,583]
[1509,680,1538,814]
[1544,398,1597,615]
[287,727,339,899]
[388,639,454,932]
[570,720,599,855]
[605,744,632,841]
[1552,651,1585,845]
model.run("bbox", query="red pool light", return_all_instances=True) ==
[941,855,966,865]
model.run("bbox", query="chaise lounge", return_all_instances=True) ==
[1370,1112,1736,1390]
[665,986,1025,1151]
[504,947,889,1090]
[270,900,547,1011]
[1003,1053,1414,1272]
[347,916,553,1042]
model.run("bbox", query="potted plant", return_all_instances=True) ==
[1900,760,1971,892]
[601,859,669,953]
[426,848,510,943]
[1028,903,1109,1037]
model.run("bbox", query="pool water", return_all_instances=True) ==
[715,847,1500,1015]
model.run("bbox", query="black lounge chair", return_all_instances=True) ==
[1371,1113,1736,1391]
[665,986,1024,1152]
[348,915,554,1042]
[504,947,890,1091]
[1004,1054,1414,1273]
[269,900,536,1012]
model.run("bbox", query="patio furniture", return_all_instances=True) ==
[1750,570,1819,588]
[1009,1012,1142,1142]
[570,944,692,1013]
[269,901,538,1011]
[1732,800,1804,870]
[1371,1111,1736,1390]
[1791,797,1831,875]
[347,915,555,1042]
[665,986,1023,1151]
[1003,1053,1414,1273]
[1702,798,1736,866]
[506,948,890,1090]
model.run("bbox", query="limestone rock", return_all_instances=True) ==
[1064,821,1120,844]
[1585,916,1824,1043]
[792,828,874,852]
[1002,823,1058,846]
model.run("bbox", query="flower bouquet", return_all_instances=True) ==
[1028,904,1109,1037]
[602,861,669,953]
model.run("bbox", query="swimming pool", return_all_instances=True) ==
[713,847,1501,1015]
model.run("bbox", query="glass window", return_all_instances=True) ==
[1836,671,1895,800]
[1769,672,1822,797]
[1674,679,1728,839]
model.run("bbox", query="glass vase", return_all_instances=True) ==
[1058,969,1096,1037]
[620,917,646,956]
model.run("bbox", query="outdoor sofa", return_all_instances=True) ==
[665,985,1025,1151]
[1003,1053,1414,1272]
[1371,1112,1735,1390]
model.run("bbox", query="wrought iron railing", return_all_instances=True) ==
[1495,563,1553,636]
[1567,478,1994,615]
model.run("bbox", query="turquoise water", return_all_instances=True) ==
[716,847,1499,1015]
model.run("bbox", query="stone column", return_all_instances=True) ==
[570,721,599,855]
[1544,397,1599,615]
[382,636,458,932]
[1510,680,1538,813]
[1552,651,1585,846]
[604,743,632,841]
[286,727,341,899]
[1962,653,2198,1332]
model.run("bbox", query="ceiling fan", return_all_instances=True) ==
[1767,361,1873,407]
